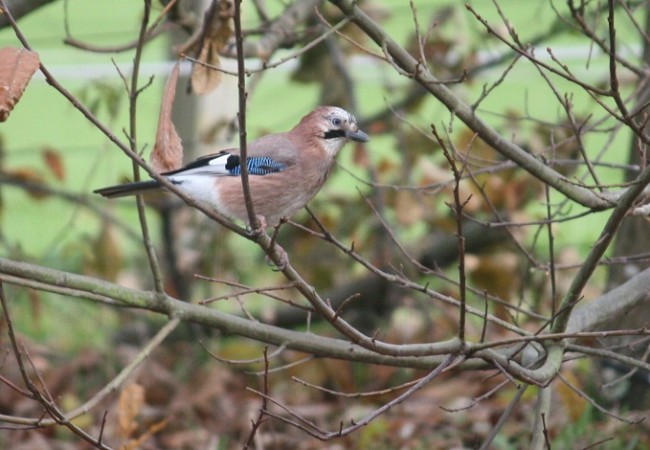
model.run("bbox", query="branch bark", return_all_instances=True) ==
[567,267,650,334]
[0,256,467,370]
[2,256,650,379]
[0,0,56,28]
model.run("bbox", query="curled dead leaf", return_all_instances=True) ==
[151,63,183,173]
[0,47,40,122]
[191,43,224,95]
[190,0,233,94]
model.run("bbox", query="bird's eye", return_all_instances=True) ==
[331,117,342,127]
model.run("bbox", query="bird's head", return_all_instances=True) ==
[297,106,369,157]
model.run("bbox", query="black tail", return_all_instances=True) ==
[94,180,162,198]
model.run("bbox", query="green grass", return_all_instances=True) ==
[552,406,644,449]
[0,0,628,328]
[2,4,649,449]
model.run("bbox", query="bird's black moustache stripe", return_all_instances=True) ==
[323,129,347,139]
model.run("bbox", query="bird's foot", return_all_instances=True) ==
[265,245,289,271]
[248,215,267,236]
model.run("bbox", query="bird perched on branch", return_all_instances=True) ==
[94,106,369,226]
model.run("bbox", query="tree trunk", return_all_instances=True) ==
[601,6,650,409]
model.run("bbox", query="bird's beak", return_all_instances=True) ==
[347,129,369,143]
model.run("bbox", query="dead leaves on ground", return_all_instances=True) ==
[118,383,169,450]
[0,328,644,449]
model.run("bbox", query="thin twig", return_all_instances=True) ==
[292,374,421,399]
[201,342,287,366]
[182,16,351,75]
[248,355,315,375]
[127,0,165,293]
[544,178,558,324]
[233,0,257,230]
[602,339,650,388]
[0,318,180,427]
[252,355,459,440]
[195,275,311,311]
[0,283,117,448]
[433,125,469,342]
[63,0,178,52]
[557,372,642,424]
[478,384,527,450]
[243,347,270,449]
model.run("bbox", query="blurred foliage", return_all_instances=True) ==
[1,0,649,448]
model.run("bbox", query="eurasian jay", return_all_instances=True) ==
[94,106,369,226]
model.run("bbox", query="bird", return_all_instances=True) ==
[94,106,369,227]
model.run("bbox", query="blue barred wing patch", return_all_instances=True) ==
[227,156,287,175]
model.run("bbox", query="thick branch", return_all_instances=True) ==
[3,257,650,382]
[567,266,650,334]
[0,256,466,370]
[237,0,321,60]
[0,257,551,383]
[327,0,612,210]
[552,160,650,334]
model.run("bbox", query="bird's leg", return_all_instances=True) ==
[247,215,267,236]
[265,245,289,271]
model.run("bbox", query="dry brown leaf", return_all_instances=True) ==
[42,147,65,181]
[27,288,41,329]
[0,47,40,122]
[469,252,518,299]
[395,191,424,226]
[191,43,223,94]
[87,223,123,282]
[456,127,499,162]
[352,145,370,168]
[557,371,587,422]
[122,418,169,450]
[118,383,145,439]
[191,0,233,94]
[151,62,183,173]
[3,167,48,199]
